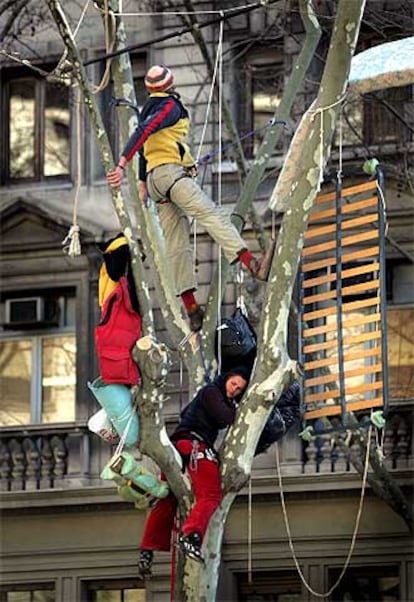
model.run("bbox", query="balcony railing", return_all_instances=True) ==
[0,405,412,493]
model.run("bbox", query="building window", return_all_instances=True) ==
[387,305,414,400]
[386,262,414,402]
[1,66,70,182]
[237,570,302,601]
[338,85,412,148]
[0,584,55,602]
[235,45,285,158]
[363,86,411,146]
[329,564,400,601]
[336,30,412,149]
[0,289,76,426]
[84,580,145,602]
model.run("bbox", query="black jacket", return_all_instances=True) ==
[255,382,301,456]
[172,375,238,448]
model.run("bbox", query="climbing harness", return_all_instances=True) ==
[62,86,82,257]
[197,118,287,168]
[247,476,253,584]
[189,439,200,471]
[61,0,116,256]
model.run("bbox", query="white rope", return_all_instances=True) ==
[73,0,90,37]
[376,179,388,237]
[310,95,347,186]
[114,393,139,457]
[338,103,343,177]
[91,0,116,93]
[217,14,224,196]
[248,475,253,584]
[62,86,82,257]
[274,425,373,598]
[196,20,224,162]
[62,0,113,258]
[236,269,248,315]
[216,14,224,374]
[188,13,225,332]
[104,3,260,17]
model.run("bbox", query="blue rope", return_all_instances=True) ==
[196,117,287,166]
[110,97,286,167]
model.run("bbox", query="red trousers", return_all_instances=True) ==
[140,440,222,551]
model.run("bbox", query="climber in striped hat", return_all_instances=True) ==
[107,65,275,332]
[143,64,174,93]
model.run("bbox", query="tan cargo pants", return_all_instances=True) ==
[147,163,247,296]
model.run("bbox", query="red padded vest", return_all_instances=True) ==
[95,276,141,385]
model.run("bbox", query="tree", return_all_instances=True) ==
[3,0,412,599]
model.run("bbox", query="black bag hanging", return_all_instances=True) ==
[215,307,257,369]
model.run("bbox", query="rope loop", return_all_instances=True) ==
[275,425,373,598]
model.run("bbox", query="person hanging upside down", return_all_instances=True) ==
[106,64,274,332]
[137,366,251,577]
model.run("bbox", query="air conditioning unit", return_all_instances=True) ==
[4,297,60,329]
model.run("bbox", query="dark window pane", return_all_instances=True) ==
[44,82,70,176]
[85,581,145,602]
[364,86,411,145]
[132,53,147,110]
[387,307,414,400]
[9,80,35,178]
[251,62,283,155]
[238,570,302,601]
[329,564,400,601]
[235,46,284,158]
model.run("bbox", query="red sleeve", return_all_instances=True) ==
[123,99,180,161]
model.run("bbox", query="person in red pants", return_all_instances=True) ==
[138,366,251,577]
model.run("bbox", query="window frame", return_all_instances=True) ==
[0,63,73,185]
[234,43,285,159]
[0,329,77,425]
[236,569,302,601]
[327,563,401,601]
[0,582,55,602]
[0,289,77,427]
[82,579,146,602]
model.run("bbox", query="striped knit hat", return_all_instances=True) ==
[144,65,174,93]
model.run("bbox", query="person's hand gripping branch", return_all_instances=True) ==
[106,156,127,188]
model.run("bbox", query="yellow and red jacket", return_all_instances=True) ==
[122,92,195,179]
